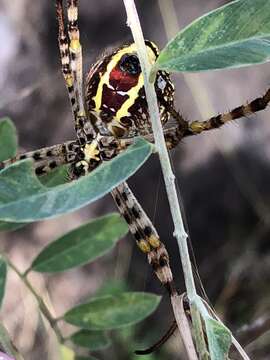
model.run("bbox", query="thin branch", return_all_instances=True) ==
[122,0,208,358]
[4,256,64,344]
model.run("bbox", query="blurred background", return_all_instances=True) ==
[0,0,270,359]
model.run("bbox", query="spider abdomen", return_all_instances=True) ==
[85,41,174,138]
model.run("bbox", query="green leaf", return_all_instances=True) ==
[0,138,152,222]
[205,318,232,360]
[64,292,161,330]
[0,257,7,308]
[194,296,232,359]
[0,221,25,232]
[156,0,270,73]
[30,213,128,273]
[0,118,23,232]
[70,329,111,350]
[39,165,69,187]
[131,353,155,360]
[0,118,17,161]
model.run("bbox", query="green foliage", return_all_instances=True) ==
[69,329,111,351]
[0,138,152,222]
[40,165,69,187]
[64,292,161,330]
[0,118,23,231]
[30,213,128,273]
[155,0,270,73]
[0,257,7,309]
[0,118,17,162]
[205,318,232,360]
[0,221,25,232]
[194,296,232,359]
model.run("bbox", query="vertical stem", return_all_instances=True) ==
[122,1,208,358]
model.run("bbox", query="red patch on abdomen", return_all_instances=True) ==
[109,66,139,92]
[101,84,128,112]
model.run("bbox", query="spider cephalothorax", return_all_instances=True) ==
[85,41,174,138]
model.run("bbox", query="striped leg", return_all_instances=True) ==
[56,0,96,144]
[69,134,133,179]
[166,88,270,149]
[111,182,179,352]
[186,88,270,136]
[112,182,176,296]
[0,133,134,179]
[66,0,84,115]
[66,0,98,142]
[56,1,78,120]
[0,141,79,175]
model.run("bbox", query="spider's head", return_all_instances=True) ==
[86,41,174,138]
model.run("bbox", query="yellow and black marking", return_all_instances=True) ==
[85,41,174,138]
[56,0,96,145]
[185,88,270,137]
[1,141,79,175]
[112,182,176,296]
[56,0,77,116]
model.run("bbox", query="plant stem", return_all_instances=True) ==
[0,321,24,360]
[5,257,64,344]
[122,1,208,358]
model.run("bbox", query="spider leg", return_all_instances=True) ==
[112,182,176,296]
[66,0,83,114]
[186,88,270,136]
[56,1,78,120]
[166,88,270,149]
[67,0,98,142]
[135,320,178,355]
[56,0,96,144]
[68,134,126,179]
[0,141,78,175]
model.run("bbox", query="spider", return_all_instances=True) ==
[1,0,270,354]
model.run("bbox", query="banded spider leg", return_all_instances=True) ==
[165,88,270,149]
